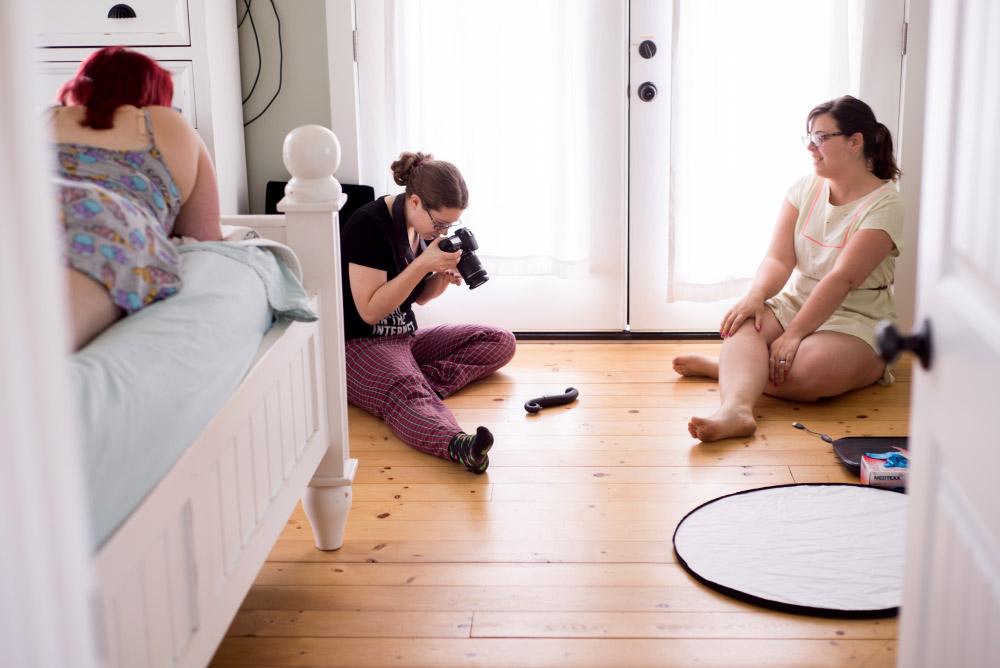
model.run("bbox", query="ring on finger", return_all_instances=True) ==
[779,359,787,364]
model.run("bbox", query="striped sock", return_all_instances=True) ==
[448,426,493,474]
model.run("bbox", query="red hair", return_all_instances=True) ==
[57,46,174,129]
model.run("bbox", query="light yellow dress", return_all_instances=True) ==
[766,173,904,385]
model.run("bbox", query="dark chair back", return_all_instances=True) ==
[265,181,376,225]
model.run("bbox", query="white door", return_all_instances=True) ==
[357,1,906,333]
[628,0,907,331]
[897,0,1000,664]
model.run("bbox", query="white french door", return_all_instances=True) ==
[628,0,906,331]
[356,1,905,333]
[356,0,628,333]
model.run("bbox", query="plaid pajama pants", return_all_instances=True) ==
[345,323,516,458]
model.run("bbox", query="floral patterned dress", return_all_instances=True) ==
[56,108,183,313]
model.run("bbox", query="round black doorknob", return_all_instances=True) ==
[108,3,137,18]
[875,319,933,370]
[639,40,657,59]
[638,82,657,102]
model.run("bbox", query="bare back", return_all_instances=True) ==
[50,104,221,240]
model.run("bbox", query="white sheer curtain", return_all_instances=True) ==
[380,0,622,279]
[667,0,856,302]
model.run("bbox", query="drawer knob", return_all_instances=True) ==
[108,4,137,19]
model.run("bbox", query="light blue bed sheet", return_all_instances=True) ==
[72,244,316,550]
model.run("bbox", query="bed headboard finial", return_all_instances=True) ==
[282,125,343,204]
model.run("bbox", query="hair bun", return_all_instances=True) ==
[390,151,434,187]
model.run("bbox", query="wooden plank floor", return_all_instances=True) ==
[210,340,909,668]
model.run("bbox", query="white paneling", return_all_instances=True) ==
[235,423,257,545]
[291,346,307,457]
[265,384,284,496]
[37,0,190,47]
[141,540,173,668]
[278,367,296,475]
[305,337,318,438]
[250,407,272,519]
[164,508,197,659]
[115,569,148,668]
[217,440,241,575]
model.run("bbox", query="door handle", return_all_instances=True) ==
[875,319,933,370]
[108,3,137,18]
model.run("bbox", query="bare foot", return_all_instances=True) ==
[688,408,757,442]
[672,354,720,379]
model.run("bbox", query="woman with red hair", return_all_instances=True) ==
[51,46,222,350]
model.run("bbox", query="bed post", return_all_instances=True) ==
[277,125,358,550]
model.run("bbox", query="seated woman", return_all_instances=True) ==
[341,152,516,473]
[51,46,222,351]
[674,95,903,442]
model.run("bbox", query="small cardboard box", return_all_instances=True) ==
[859,452,908,489]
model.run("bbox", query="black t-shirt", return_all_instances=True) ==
[341,195,429,339]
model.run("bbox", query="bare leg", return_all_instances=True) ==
[67,268,123,351]
[672,354,719,379]
[687,310,783,442]
[765,331,887,402]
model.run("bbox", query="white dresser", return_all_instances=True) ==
[36,0,249,214]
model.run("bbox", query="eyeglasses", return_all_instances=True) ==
[423,204,461,232]
[802,131,848,148]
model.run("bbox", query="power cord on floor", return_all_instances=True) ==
[792,421,834,443]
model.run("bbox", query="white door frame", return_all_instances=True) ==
[894,0,931,332]
[0,1,100,666]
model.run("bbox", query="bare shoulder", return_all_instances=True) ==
[145,105,201,147]
[49,105,85,138]
[144,104,190,124]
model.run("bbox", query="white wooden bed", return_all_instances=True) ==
[91,125,357,668]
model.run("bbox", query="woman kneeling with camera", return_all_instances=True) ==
[341,151,516,473]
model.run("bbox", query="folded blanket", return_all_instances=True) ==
[173,227,317,322]
[218,224,306,280]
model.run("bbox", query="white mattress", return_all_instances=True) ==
[71,247,283,549]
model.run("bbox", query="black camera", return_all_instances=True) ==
[438,228,489,289]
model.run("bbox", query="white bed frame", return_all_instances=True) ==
[91,126,357,668]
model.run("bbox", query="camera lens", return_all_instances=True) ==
[463,264,489,289]
[457,252,489,289]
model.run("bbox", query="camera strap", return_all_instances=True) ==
[390,194,425,265]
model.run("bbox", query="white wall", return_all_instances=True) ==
[895,0,930,332]
[239,0,361,213]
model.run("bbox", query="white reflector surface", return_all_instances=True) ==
[673,484,907,617]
